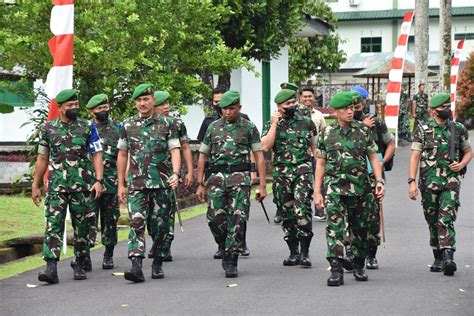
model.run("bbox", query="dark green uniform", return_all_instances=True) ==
[398,91,410,141]
[413,92,429,132]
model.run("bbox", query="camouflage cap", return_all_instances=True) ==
[219,90,240,108]
[86,93,109,109]
[352,91,363,105]
[56,88,78,104]
[280,82,298,92]
[330,92,355,109]
[274,89,296,104]
[429,93,450,108]
[131,83,154,100]
[154,91,170,106]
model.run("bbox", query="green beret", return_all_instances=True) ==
[352,91,363,105]
[330,92,355,109]
[132,83,154,100]
[56,89,78,104]
[86,94,109,109]
[279,82,298,92]
[274,89,296,104]
[219,90,240,108]
[154,91,170,106]
[429,93,450,108]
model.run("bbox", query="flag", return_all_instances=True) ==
[450,40,464,121]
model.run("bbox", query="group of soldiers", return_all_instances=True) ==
[32,80,471,286]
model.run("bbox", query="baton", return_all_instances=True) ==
[378,200,386,248]
[173,189,184,233]
[256,189,270,223]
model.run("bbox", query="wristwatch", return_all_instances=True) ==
[407,177,416,184]
[173,172,180,178]
[96,178,104,185]
[376,179,386,185]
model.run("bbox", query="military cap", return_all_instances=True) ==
[351,86,368,98]
[280,82,298,92]
[219,90,240,108]
[429,93,450,108]
[352,91,363,105]
[56,88,78,104]
[132,83,154,100]
[274,89,296,104]
[330,92,355,109]
[154,91,170,106]
[86,93,109,109]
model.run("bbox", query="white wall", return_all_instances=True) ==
[0,107,32,142]
[337,21,394,56]
[270,46,289,116]
[329,0,473,12]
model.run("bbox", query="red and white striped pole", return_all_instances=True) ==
[450,40,464,121]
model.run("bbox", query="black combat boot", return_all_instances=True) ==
[151,256,165,279]
[366,246,379,269]
[83,254,92,272]
[353,258,368,281]
[327,258,344,286]
[222,251,231,271]
[214,240,225,259]
[163,248,173,262]
[241,222,250,257]
[430,249,443,272]
[73,257,87,280]
[38,260,59,284]
[342,245,354,271]
[442,249,457,276]
[283,239,300,266]
[124,257,145,283]
[102,245,114,269]
[225,253,238,278]
[299,238,312,268]
[274,208,283,224]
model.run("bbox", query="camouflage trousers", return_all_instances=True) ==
[273,172,314,241]
[325,193,375,260]
[398,112,410,139]
[421,189,459,251]
[127,188,173,258]
[87,193,120,247]
[367,195,381,251]
[207,184,250,253]
[42,191,91,261]
[148,191,176,245]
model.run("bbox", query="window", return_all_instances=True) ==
[361,37,382,53]
[455,33,474,40]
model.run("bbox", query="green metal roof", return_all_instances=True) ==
[0,85,34,108]
[334,7,474,21]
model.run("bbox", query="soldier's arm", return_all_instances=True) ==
[117,149,128,203]
[314,157,326,210]
[32,153,49,206]
[411,99,417,117]
[261,112,282,151]
[196,153,208,203]
[408,149,421,200]
[381,121,395,163]
[253,150,267,202]
[90,152,105,199]
[181,142,194,186]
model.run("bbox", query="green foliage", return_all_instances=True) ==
[288,0,346,84]
[457,52,474,120]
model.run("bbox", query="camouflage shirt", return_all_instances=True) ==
[316,120,378,196]
[262,112,317,176]
[38,118,102,193]
[117,114,180,191]
[399,91,409,113]
[411,118,470,191]
[94,119,121,193]
[200,116,262,188]
[413,92,429,120]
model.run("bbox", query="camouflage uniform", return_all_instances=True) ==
[87,120,121,247]
[411,118,470,251]
[316,120,378,261]
[38,118,102,260]
[262,112,317,242]
[413,92,429,131]
[200,116,262,253]
[117,114,180,258]
[398,91,410,140]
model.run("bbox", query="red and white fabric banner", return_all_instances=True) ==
[450,39,464,121]
[45,0,74,121]
[384,11,414,140]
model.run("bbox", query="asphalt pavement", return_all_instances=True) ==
[1,140,473,315]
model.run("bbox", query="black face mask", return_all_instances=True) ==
[95,111,109,122]
[353,110,364,121]
[214,105,222,115]
[436,108,451,120]
[284,106,297,118]
[65,108,79,121]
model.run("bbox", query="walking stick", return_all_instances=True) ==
[378,200,386,248]
[255,189,270,224]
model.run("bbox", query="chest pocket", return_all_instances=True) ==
[149,125,168,153]
[71,127,87,150]
[422,128,437,161]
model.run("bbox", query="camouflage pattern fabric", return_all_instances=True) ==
[398,91,410,139]
[95,120,121,193]
[43,192,92,260]
[88,193,120,247]
[413,92,429,130]
[296,103,311,117]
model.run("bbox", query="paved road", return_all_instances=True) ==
[1,142,473,315]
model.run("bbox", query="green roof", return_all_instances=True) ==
[0,85,34,108]
[334,7,474,21]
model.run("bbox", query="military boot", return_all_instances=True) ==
[241,222,250,257]
[163,249,173,262]
[366,246,379,269]
[327,258,344,286]
[222,251,232,271]
[225,253,238,278]
[38,260,59,284]
[124,257,145,283]
[299,238,312,268]
[102,245,114,269]
[283,239,300,266]
[274,208,283,224]
[430,249,443,272]
[151,256,165,279]
[83,254,92,272]
[73,257,87,280]
[442,249,457,276]
[214,241,225,259]
[353,258,368,281]
[342,245,354,271]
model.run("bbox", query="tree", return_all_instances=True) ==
[0,1,249,119]
[415,0,429,86]
[288,0,346,84]
[439,0,452,90]
[457,52,474,120]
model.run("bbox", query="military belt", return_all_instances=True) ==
[209,163,255,173]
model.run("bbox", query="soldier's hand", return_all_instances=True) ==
[250,172,258,185]
[449,161,464,172]
[408,182,418,200]
[375,183,385,201]
[32,185,42,207]
[184,171,194,187]
[118,185,127,204]
[362,116,375,128]
[168,174,179,189]
[90,182,104,200]
[271,111,283,125]
[315,193,324,210]
[196,185,206,203]
[255,186,267,202]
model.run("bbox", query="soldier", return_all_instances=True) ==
[315,91,385,286]
[261,89,317,268]
[196,90,267,278]
[398,83,411,142]
[85,94,121,270]
[408,93,472,276]
[32,88,104,284]
[117,84,181,282]
[412,82,429,133]
[153,90,194,262]
[351,86,370,114]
